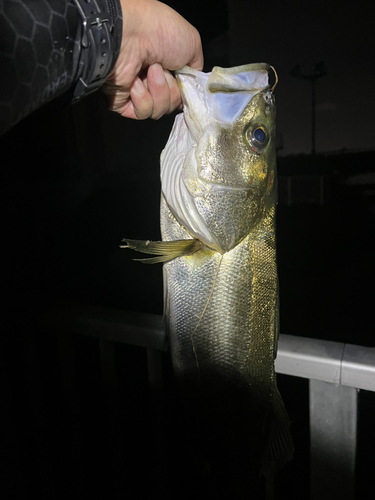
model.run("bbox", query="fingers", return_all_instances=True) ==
[146,63,171,119]
[106,63,183,121]
[129,77,154,120]
[164,71,182,112]
[128,64,182,120]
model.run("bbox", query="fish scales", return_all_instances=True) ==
[122,63,293,484]
[161,196,276,394]
[161,195,278,471]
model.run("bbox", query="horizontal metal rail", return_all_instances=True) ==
[276,334,375,392]
[40,301,375,392]
[39,301,168,351]
[39,301,375,500]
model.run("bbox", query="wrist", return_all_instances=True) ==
[73,0,123,100]
[106,0,153,85]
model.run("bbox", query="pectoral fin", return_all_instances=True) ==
[120,238,203,264]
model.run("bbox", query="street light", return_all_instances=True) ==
[290,62,327,158]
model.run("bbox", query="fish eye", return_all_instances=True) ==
[246,125,269,153]
[254,127,266,143]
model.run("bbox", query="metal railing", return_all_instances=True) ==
[40,301,375,500]
[276,335,375,500]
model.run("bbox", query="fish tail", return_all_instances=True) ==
[261,386,294,475]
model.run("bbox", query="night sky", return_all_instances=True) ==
[183,0,375,156]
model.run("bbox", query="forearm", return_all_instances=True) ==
[0,0,203,133]
[0,0,122,135]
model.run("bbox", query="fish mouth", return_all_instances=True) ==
[175,64,271,130]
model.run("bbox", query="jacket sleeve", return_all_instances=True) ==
[0,0,121,136]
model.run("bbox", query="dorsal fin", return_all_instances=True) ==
[120,238,203,264]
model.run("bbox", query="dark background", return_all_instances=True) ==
[1,0,374,498]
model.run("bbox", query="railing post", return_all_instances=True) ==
[309,380,357,500]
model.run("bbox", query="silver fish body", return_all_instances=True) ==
[160,64,292,475]
[123,63,293,482]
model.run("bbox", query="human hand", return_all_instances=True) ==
[103,0,203,120]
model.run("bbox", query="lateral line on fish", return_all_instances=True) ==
[191,254,224,377]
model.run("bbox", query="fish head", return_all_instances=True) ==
[161,64,277,253]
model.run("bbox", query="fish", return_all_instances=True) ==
[121,63,293,490]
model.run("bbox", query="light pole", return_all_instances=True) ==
[290,62,327,159]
